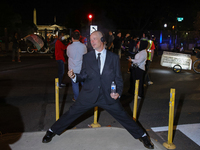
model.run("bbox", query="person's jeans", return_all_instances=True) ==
[71,79,83,100]
[56,60,65,86]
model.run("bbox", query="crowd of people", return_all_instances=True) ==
[10,29,157,103]
[42,29,158,149]
[53,30,156,101]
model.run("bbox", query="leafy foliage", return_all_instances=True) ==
[0,2,36,38]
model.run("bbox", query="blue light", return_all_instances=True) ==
[160,32,162,43]
[177,17,184,22]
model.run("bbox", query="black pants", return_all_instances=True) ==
[51,89,144,139]
[130,67,145,97]
[56,60,65,86]
[145,60,151,84]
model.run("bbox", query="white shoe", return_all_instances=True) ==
[148,81,153,85]
[138,96,142,99]
[60,83,66,86]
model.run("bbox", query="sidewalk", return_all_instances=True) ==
[0,51,187,150]
[1,127,166,150]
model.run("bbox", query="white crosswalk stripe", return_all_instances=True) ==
[151,123,200,146]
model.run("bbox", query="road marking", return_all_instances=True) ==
[151,123,200,146]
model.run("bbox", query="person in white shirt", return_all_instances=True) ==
[67,30,87,101]
[128,40,148,99]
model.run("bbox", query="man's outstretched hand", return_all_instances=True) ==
[68,69,75,79]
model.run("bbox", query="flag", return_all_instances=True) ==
[25,34,44,50]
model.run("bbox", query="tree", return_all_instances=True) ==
[0,2,22,37]
[0,2,37,39]
[194,12,200,31]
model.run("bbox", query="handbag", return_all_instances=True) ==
[131,63,138,68]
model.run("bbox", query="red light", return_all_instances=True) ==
[88,14,93,19]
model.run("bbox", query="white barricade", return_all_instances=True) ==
[160,51,192,70]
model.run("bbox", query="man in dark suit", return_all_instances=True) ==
[42,31,154,149]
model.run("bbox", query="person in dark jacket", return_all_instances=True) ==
[12,32,21,62]
[42,31,154,149]
[113,31,122,58]
[107,31,114,52]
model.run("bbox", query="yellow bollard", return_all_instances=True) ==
[55,78,59,121]
[90,106,101,128]
[133,80,139,121]
[163,88,176,149]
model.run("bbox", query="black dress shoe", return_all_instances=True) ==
[42,130,56,143]
[139,136,154,149]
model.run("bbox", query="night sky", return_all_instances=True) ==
[4,0,200,30]
[6,0,100,25]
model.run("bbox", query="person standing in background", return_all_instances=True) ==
[55,32,67,88]
[12,32,21,62]
[124,33,131,51]
[67,30,87,102]
[113,31,122,59]
[128,35,139,93]
[152,37,158,56]
[128,40,148,99]
[145,35,155,86]
[107,31,114,52]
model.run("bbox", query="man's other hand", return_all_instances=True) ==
[110,93,120,100]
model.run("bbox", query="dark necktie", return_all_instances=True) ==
[97,53,101,72]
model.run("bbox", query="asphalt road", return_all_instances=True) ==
[0,51,200,150]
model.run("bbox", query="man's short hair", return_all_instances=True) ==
[116,30,121,35]
[139,40,149,51]
[133,34,138,39]
[71,30,80,40]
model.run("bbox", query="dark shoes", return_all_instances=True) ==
[139,136,154,149]
[42,130,56,143]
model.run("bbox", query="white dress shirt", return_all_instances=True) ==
[95,49,106,74]
[72,49,107,82]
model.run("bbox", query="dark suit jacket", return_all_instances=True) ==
[76,50,123,104]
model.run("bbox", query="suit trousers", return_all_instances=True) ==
[51,89,144,139]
